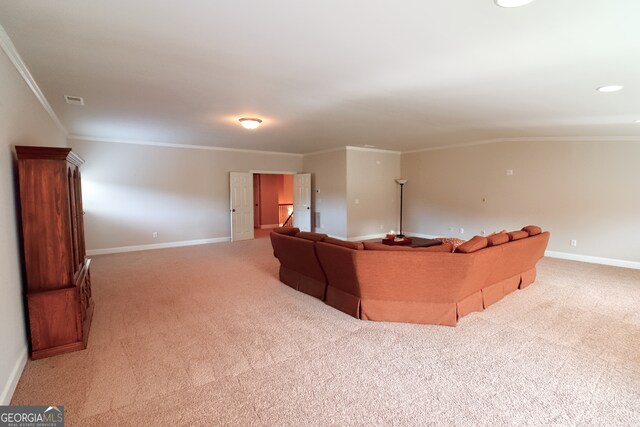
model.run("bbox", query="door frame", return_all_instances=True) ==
[233,170,299,240]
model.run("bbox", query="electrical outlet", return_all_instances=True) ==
[153,232,158,238]
[506,169,514,176]
[480,230,486,236]
[570,239,577,247]
[460,228,464,234]
[379,224,384,230]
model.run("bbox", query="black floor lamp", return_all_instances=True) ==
[395,179,407,238]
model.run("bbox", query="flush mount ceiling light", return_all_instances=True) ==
[597,85,624,93]
[495,0,536,7]
[238,118,262,129]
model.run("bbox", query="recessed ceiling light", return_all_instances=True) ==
[238,118,262,129]
[635,119,640,123]
[495,0,536,7]
[597,85,624,93]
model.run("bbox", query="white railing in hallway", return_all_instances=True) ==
[279,204,294,227]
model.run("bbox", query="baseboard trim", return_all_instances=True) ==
[545,250,640,270]
[405,232,439,239]
[87,237,231,256]
[259,224,279,229]
[1,346,28,405]
[326,234,348,240]
[407,232,640,269]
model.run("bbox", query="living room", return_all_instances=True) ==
[1,1,639,425]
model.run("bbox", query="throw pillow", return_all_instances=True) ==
[487,232,509,247]
[455,236,488,253]
[522,225,542,236]
[436,237,465,252]
[508,230,528,241]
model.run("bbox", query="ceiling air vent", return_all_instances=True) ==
[64,95,84,106]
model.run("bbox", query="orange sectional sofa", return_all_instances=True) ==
[270,226,550,326]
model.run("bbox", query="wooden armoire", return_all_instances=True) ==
[16,146,94,360]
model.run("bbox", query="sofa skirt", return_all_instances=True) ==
[279,266,326,300]
[360,299,458,326]
[325,286,360,318]
[520,268,536,289]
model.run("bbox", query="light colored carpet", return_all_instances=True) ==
[11,234,640,426]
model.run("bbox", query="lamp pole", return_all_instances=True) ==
[395,179,407,238]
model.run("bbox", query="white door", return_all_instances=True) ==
[230,172,254,241]
[293,173,311,232]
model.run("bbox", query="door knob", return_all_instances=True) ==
[306,207,310,210]
[232,209,236,212]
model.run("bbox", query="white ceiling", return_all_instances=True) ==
[1,0,639,154]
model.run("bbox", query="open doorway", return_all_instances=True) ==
[252,173,294,238]
[230,172,310,242]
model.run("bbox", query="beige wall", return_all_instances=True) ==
[278,174,293,205]
[0,48,67,404]
[258,174,280,226]
[303,149,347,238]
[70,138,302,251]
[402,140,640,263]
[346,148,401,239]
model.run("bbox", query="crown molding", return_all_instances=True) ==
[302,146,347,157]
[0,25,68,136]
[402,136,640,154]
[346,146,401,155]
[69,135,304,157]
[304,146,401,157]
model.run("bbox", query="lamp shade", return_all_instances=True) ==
[395,179,408,185]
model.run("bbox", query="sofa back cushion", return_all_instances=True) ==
[455,236,488,253]
[522,225,542,236]
[316,242,362,300]
[324,237,364,250]
[296,231,328,242]
[415,242,454,253]
[270,232,326,283]
[272,227,300,236]
[487,232,509,247]
[492,231,550,281]
[508,230,528,241]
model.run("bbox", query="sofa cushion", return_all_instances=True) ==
[296,231,328,242]
[455,236,488,253]
[363,242,414,251]
[436,237,465,252]
[487,232,509,247]
[324,237,364,250]
[415,242,454,253]
[522,225,542,236]
[508,230,528,241]
[363,242,453,252]
[273,227,300,236]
